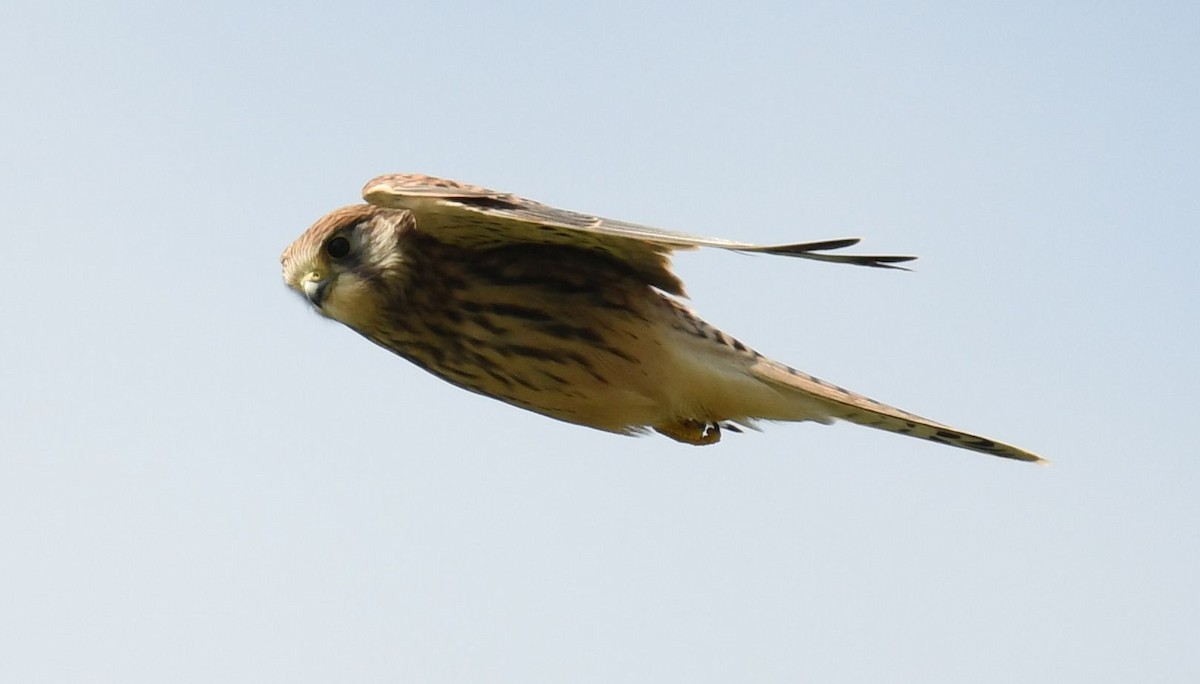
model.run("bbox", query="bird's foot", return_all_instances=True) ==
[655,419,722,446]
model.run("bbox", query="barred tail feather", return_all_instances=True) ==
[751,360,1045,463]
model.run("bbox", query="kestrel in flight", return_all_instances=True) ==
[281,174,1043,463]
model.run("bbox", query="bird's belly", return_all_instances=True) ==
[373,247,793,433]
[380,309,801,434]
[356,275,671,430]
[406,318,677,433]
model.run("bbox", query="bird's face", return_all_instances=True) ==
[281,205,413,332]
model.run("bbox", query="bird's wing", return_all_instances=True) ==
[362,174,916,296]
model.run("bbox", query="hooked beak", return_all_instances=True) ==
[302,275,330,308]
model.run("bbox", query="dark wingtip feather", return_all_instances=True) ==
[767,238,863,253]
[805,253,918,270]
[742,239,918,270]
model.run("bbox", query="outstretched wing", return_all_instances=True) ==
[362,173,916,296]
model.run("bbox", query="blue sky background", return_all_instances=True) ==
[2,2,1197,681]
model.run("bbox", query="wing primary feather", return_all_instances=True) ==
[764,238,863,252]
[739,240,918,270]
[787,253,917,270]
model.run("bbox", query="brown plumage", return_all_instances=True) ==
[280,174,1044,463]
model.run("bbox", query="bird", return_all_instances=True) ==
[281,173,1044,463]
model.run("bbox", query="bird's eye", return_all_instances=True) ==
[325,236,351,259]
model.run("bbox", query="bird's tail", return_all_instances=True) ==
[750,359,1045,463]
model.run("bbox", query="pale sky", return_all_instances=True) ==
[2,2,1197,682]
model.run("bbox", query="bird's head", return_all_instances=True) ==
[281,204,414,330]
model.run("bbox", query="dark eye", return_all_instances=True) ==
[325,236,351,259]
